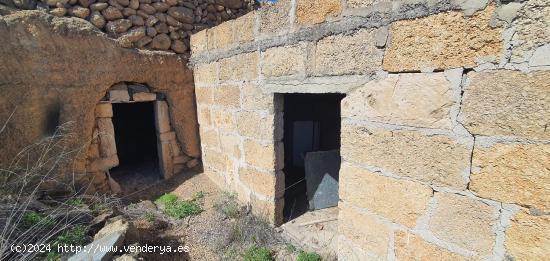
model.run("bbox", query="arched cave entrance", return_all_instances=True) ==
[85,83,195,194]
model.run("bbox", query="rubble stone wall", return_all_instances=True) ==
[0,0,255,56]
[190,0,549,260]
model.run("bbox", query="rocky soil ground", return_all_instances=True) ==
[0,0,255,56]
[119,172,298,261]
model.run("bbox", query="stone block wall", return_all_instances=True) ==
[190,0,549,260]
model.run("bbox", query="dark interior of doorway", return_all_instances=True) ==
[110,102,161,193]
[282,93,344,222]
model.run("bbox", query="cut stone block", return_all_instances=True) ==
[429,193,498,255]
[158,141,173,179]
[460,70,550,139]
[505,209,550,261]
[342,72,455,129]
[341,124,471,189]
[470,143,550,212]
[154,101,171,134]
[127,83,149,93]
[95,103,113,118]
[338,203,390,259]
[340,163,432,228]
[109,89,130,102]
[383,6,502,71]
[159,131,176,141]
[170,140,181,156]
[132,92,156,101]
[395,231,469,260]
[97,118,117,157]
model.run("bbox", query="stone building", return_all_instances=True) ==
[190,0,549,260]
[0,0,548,260]
[0,11,201,193]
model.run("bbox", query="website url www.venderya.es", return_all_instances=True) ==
[11,243,190,255]
[69,243,190,255]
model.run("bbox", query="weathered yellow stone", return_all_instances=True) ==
[218,55,237,81]
[214,85,240,108]
[207,29,216,50]
[341,124,471,189]
[259,0,290,35]
[214,20,233,49]
[159,131,176,142]
[190,29,207,54]
[460,70,550,139]
[236,52,259,81]
[194,62,217,85]
[211,108,236,132]
[262,44,306,77]
[234,12,255,44]
[132,92,156,101]
[394,231,469,261]
[95,103,112,118]
[239,167,283,197]
[340,163,433,228]
[384,6,502,71]
[342,73,454,129]
[509,0,550,63]
[236,111,274,140]
[338,204,390,259]
[243,140,275,170]
[199,128,220,149]
[241,84,274,110]
[470,143,550,212]
[96,118,117,157]
[219,133,241,159]
[204,169,226,188]
[505,209,550,261]
[196,105,211,127]
[313,29,383,76]
[202,148,228,173]
[195,87,213,105]
[158,141,173,179]
[154,101,171,134]
[296,0,341,25]
[429,193,498,255]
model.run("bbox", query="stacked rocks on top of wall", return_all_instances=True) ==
[0,0,255,56]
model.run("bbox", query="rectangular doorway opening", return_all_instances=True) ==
[110,102,161,192]
[282,93,345,222]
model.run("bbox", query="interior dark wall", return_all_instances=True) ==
[112,102,158,165]
[282,93,345,221]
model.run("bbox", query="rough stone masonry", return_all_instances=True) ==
[190,0,549,260]
[0,0,255,55]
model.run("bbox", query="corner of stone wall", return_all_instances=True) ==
[190,1,550,259]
